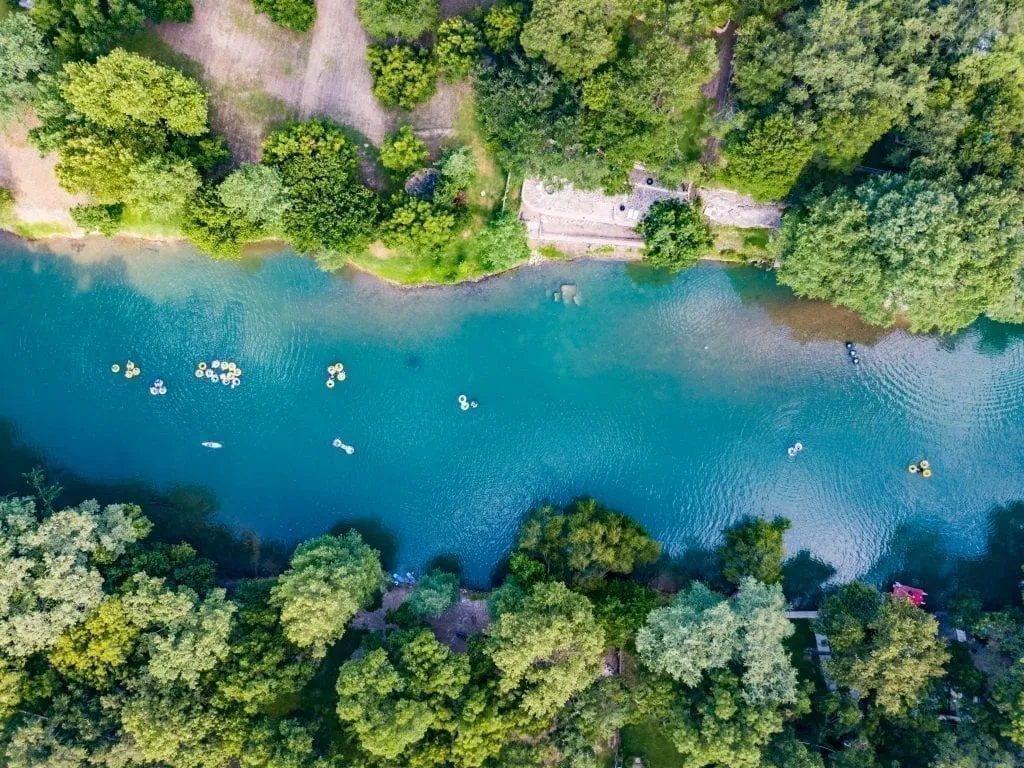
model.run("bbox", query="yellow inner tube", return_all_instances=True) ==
[198,362,207,370]
[194,369,204,378]
[337,371,347,381]
[908,464,919,473]
[326,379,335,388]
[111,364,120,373]
[922,468,933,478]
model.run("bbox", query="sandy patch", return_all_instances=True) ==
[0,116,86,227]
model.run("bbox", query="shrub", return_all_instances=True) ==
[356,0,439,39]
[464,212,531,272]
[0,187,13,225]
[721,113,814,202]
[435,17,481,82]
[382,195,457,253]
[408,570,460,618]
[638,198,713,272]
[70,203,124,236]
[252,0,316,31]
[180,186,260,259]
[482,3,522,53]
[218,164,290,228]
[378,125,428,175]
[262,119,358,166]
[367,44,437,109]
[434,146,476,205]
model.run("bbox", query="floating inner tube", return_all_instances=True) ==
[908,464,919,473]
[332,438,342,448]
[470,401,478,408]
[335,362,344,371]
[111,364,120,373]
[343,445,354,455]
[922,468,933,478]
[845,341,853,349]
[328,365,337,375]
[794,442,803,452]
[460,402,470,411]
[787,447,797,457]
[150,387,159,395]
[212,360,221,369]
[158,386,167,395]
[919,460,930,469]
[853,358,860,365]
[326,379,335,389]
[458,394,468,403]
[198,362,207,370]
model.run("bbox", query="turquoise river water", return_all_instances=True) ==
[2,237,1023,588]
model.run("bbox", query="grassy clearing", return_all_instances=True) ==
[118,207,186,239]
[621,719,683,768]
[786,618,824,687]
[710,225,772,262]
[8,220,75,238]
[214,83,298,127]
[448,92,505,225]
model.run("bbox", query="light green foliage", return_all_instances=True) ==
[49,597,140,686]
[356,0,439,39]
[124,155,202,221]
[269,531,382,657]
[770,731,825,768]
[3,720,89,768]
[775,173,1024,333]
[383,195,458,253]
[0,659,23,723]
[434,146,477,205]
[817,583,948,716]
[218,164,290,228]
[367,44,437,109]
[263,120,382,253]
[182,186,261,259]
[993,661,1024,747]
[0,497,148,658]
[637,579,798,706]
[721,113,813,201]
[436,17,481,82]
[462,212,531,273]
[519,0,632,81]
[378,125,429,175]
[486,581,605,719]
[639,199,713,272]
[0,14,49,126]
[62,49,208,136]
[252,0,315,32]
[554,676,632,767]
[482,3,522,53]
[718,516,791,587]
[0,187,13,225]
[336,629,469,759]
[70,203,123,236]
[516,497,661,588]
[409,569,460,618]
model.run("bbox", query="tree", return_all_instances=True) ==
[516,497,661,587]
[181,185,261,259]
[718,516,791,587]
[367,44,438,109]
[637,579,798,706]
[49,597,141,687]
[720,113,814,201]
[123,155,202,221]
[816,583,948,716]
[639,199,713,272]
[0,15,50,126]
[485,581,605,720]
[71,203,123,236]
[62,49,208,137]
[929,725,1016,768]
[436,17,481,82]
[269,532,382,656]
[218,164,290,228]
[775,173,1024,333]
[252,0,315,32]
[378,125,429,175]
[408,569,460,618]
[31,0,190,59]
[356,0,439,39]
[382,195,458,253]
[0,497,149,658]
[434,145,477,204]
[519,0,632,81]
[590,579,662,648]
[993,661,1024,747]
[482,3,522,53]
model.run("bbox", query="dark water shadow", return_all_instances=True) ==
[625,262,678,289]
[327,516,399,572]
[0,418,290,578]
[942,317,1024,355]
[723,267,892,345]
[860,502,1024,610]
[782,549,837,608]
[646,545,723,592]
[425,553,464,579]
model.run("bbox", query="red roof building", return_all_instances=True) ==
[892,582,927,607]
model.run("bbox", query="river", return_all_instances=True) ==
[2,236,1023,593]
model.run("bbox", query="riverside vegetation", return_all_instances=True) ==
[0,0,1022,322]
[3,480,1024,768]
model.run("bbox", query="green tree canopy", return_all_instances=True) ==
[218,164,290,228]
[269,532,382,657]
[486,581,605,720]
[378,124,429,175]
[720,113,814,201]
[408,569,460,618]
[368,44,438,109]
[0,14,50,126]
[718,516,791,587]
[638,199,714,272]
[436,17,482,82]
[382,195,459,253]
[519,0,633,81]
[252,0,315,31]
[515,497,661,588]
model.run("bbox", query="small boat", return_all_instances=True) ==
[201,441,223,449]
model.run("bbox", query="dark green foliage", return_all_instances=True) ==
[638,199,713,272]
[30,0,190,59]
[382,195,458,253]
[774,173,1024,333]
[519,0,632,81]
[0,14,50,126]
[590,580,662,648]
[367,44,437,109]
[356,0,439,39]
[516,497,661,588]
[459,211,531,272]
[435,17,481,82]
[252,0,315,32]
[718,516,791,587]
[721,113,814,201]
[263,120,382,253]
[180,186,261,259]
[70,203,123,236]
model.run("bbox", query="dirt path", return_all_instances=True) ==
[0,118,86,227]
[700,19,737,167]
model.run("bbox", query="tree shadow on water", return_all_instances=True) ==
[0,417,290,578]
[782,549,837,609]
[328,516,399,572]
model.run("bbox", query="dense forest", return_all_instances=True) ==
[2,481,1024,767]
[1,0,1022,323]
